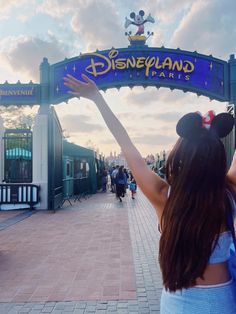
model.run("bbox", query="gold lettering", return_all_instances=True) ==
[183,61,194,73]
[136,57,146,69]
[126,57,136,68]
[0,89,34,96]
[108,49,119,59]
[185,75,190,81]
[159,72,166,78]
[85,53,111,77]
[84,49,195,79]
[145,57,156,77]
[155,57,162,69]
[162,57,172,70]
[114,58,126,69]
[109,50,119,70]
[172,60,183,71]
[111,59,116,70]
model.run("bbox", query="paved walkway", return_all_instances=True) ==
[0,190,162,313]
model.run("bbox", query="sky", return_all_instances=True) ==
[0,0,236,157]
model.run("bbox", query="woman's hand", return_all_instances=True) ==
[63,74,100,101]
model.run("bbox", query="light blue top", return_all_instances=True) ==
[209,190,236,264]
[209,231,232,264]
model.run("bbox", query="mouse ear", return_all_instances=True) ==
[130,12,135,19]
[210,113,234,138]
[139,10,145,16]
[176,112,203,139]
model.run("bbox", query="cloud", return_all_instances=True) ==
[70,1,126,51]
[124,88,159,107]
[100,138,117,145]
[157,0,195,24]
[124,87,189,108]
[60,113,104,133]
[37,0,73,18]
[0,35,69,82]
[0,0,29,19]
[143,111,182,122]
[132,133,177,146]
[38,0,128,52]
[170,0,236,59]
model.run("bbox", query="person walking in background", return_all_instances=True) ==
[115,166,127,202]
[101,168,108,192]
[129,178,137,199]
[64,73,236,313]
[109,166,115,192]
[123,168,129,194]
[111,165,119,194]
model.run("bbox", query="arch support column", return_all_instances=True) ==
[0,116,5,182]
[32,110,49,209]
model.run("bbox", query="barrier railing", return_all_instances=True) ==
[0,184,40,209]
[61,177,91,206]
[73,177,90,200]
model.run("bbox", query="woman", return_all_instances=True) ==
[115,166,127,202]
[101,167,108,192]
[64,74,236,313]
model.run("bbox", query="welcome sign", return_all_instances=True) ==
[0,83,40,105]
[51,46,229,104]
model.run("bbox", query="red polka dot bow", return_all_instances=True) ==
[201,110,215,130]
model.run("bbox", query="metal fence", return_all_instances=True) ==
[0,184,40,209]
[3,129,32,183]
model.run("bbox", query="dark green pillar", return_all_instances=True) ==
[39,57,50,112]
[89,156,97,193]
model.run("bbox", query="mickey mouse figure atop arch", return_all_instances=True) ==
[125,10,155,36]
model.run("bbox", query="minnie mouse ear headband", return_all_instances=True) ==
[176,110,234,139]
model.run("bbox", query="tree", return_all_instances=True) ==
[0,105,38,129]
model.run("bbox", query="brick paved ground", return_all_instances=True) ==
[0,190,162,313]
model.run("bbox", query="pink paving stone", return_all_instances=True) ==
[0,210,27,223]
[102,285,120,297]
[0,193,137,302]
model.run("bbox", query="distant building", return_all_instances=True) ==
[106,151,128,169]
[145,154,155,167]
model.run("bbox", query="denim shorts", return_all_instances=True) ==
[160,279,236,314]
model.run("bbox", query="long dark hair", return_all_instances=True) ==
[117,166,125,179]
[159,132,229,292]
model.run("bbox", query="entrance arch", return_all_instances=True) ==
[0,36,235,209]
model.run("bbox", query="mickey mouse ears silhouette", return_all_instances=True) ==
[176,111,234,139]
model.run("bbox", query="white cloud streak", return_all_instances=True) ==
[0,35,69,82]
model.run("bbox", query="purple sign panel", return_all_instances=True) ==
[51,47,229,103]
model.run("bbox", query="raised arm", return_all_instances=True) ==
[64,74,168,219]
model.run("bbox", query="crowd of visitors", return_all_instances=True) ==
[100,165,138,201]
[100,163,164,201]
